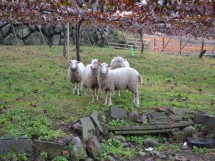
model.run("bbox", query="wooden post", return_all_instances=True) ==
[162,36,165,52]
[161,36,172,53]
[211,44,215,55]
[176,37,191,55]
[179,36,182,55]
[122,31,128,47]
[67,22,70,61]
[201,37,205,52]
[138,28,144,55]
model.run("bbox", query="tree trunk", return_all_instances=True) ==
[62,22,67,58]
[138,28,144,55]
[76,17,84,61]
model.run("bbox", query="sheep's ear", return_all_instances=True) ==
[98,59,100,62]
[108,64,111,67]
[67,60,71,64]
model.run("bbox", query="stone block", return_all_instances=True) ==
[33,140,64,159]
[171,131,185,142]
[79,117,96,143]
[110,107,126,118]
[86,136,102,159]
[0,136,32,154]
[90,111,104,133]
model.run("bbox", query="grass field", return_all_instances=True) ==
[0,45,215,140]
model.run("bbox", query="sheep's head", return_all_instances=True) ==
[117,57,127,67]
[99,63,110,75]
[69,60,80,70]
[90,59,100,70]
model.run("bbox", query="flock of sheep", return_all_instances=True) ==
[68,56,143,107]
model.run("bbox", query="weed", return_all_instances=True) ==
[53,156,68,161]
[108,119,130,127]
[100,138,135,159]
[192,146,210,154]
[39,151,48,161]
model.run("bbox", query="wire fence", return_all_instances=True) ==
[145,35,215,56]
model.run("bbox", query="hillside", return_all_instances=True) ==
[0,45,214,139]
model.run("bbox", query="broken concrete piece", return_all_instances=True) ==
[128,111,138,122]
[108,121,194,131]
[110,107,126,118]
[138,151,146,157]
[114,128,179,135]
[114,135,126,143]
[85,158,94,161]
[183,126,197,138]
[90,110,104,133]
[33,140,64,159]
[171,131,185,142]
[69,137,87,161]
[147,112,168,123]
[0,136,32,154]
[172,108,186,120]
[79,117,96,143]
[144,139,159,147]
[86,136,102,159]
[193,113,215,134]
[150,151,168,159]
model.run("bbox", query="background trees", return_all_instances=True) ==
[0,0,214,59]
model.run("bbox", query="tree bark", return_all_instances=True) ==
[138,28,144,55]
[76,17,85,61]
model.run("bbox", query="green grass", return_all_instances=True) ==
[0,45,215,139]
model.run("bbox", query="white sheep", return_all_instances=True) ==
[110,56,130,70]
[97,63,143,107]
[68,60,85,95]
[110,56,130,96]
[82,59,100,102]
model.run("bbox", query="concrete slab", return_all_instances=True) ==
[33,140,64,159]
[110,107,126,118]
[0,136,32,154]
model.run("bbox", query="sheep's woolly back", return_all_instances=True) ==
[110,56,130,70]
[82,59,100,89]
[68,60,85,83]
[98,64,140,92]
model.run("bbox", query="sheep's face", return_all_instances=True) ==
[99,63,109,75]
[117,57,127,67]
[69,60,79,70]
[90,59,100,70]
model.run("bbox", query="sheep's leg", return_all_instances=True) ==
[77,83,80,95]
[96,88,99,101]
[132,93,136,103]
[104,91,108,104]
[73,83,77,94]
[113,91,116,96]
[136,91,140,107]
[92,89,95,102]
[80,82,83,91]
[118,90,121,96]
[108,91,112,106]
